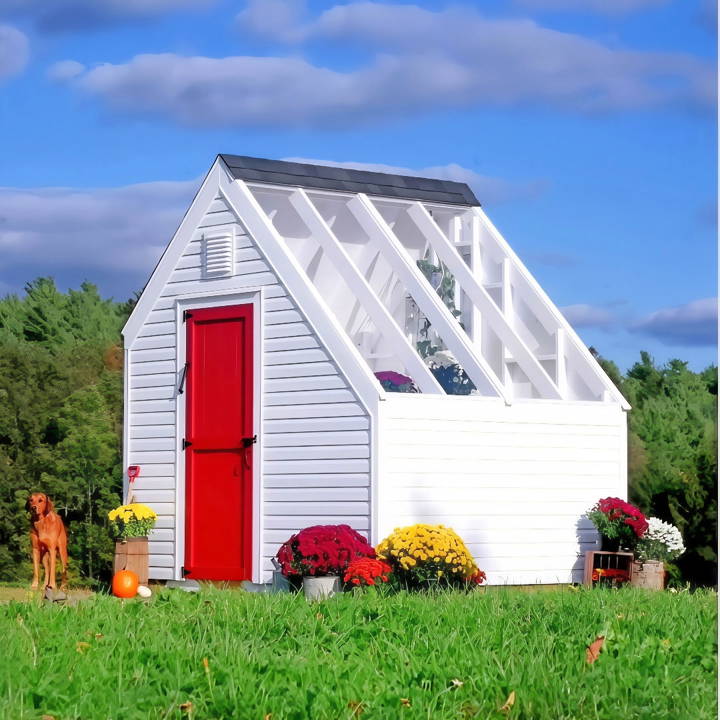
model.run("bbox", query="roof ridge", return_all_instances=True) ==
[218,154,480,206]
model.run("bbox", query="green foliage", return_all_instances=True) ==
[0,278,131,584]
[622,353,717,586]
[0,587,716,719]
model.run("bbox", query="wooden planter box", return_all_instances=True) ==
[584,551,634,587]
[113,537,149,585]
[630,560,666,590]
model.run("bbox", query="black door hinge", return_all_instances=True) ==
[182,438,193,450]
[183,310,193,322]
[242,435,258,448]
[182,566,190,577]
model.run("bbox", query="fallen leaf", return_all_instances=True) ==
[347,700,365,717]
[400,698,412,708]
[500,690,516,713]
[41,715,56,720]
[450,678,464,689]
[95,633,104,639]
[179,701,193,713]
[586,635,605,664]
[202,657,210,673]
[263,715,272,720]
[316,612,324,620]
[75,641,91,654]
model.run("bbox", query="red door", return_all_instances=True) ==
[184,304,254,581]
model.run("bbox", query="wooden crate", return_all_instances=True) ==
[584,551,634,587]
[113,538,149,585]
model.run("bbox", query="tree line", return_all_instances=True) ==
[0,279,715,586]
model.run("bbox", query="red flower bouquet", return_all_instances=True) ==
[276,524,375,578]
[344,557,392,587]
[587,497,648,550]
[591,567,630,585]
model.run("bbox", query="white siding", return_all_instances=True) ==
[378,395,627,585]
[126,191,371,581]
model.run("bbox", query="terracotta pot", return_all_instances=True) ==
[303,575,341,601]
[113,537,149,585]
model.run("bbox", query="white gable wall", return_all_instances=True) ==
[125,185,372,582]
[377,395,627,585]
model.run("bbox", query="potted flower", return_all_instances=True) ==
[632,517,685,590]
[275,524,376,600]
[344,557,392,591]
[108,503,157,585]
[424,350,475,395]
[586,497,648,552]
[376,524,486,589]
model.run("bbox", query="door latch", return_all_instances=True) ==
[178,362,189,394]
[241,435,257,470]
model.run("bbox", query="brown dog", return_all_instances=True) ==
[26,493,68,590]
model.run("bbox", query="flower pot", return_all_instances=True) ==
[302,575,341,601]
[600,535,620,552]
[630,560,666,590]
[113,537,149,585]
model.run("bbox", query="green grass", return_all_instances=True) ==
[0,586,716,720]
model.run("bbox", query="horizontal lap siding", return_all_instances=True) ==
[127,192,371,581]
[379,396,626,586]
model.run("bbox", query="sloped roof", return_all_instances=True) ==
[219,154,480,206]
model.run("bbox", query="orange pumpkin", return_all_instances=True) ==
[112,570,139,598]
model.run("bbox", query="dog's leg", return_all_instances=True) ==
[41,550,50,589]
[47,544,58,589]
[30,538,41,590]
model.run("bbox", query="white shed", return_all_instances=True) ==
[122,155,629,586]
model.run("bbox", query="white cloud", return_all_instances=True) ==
[560,303,616,328]
[53,1,711,128]
[283,157,546,206]
[515,0,668,14]
[633,298,718,347]
[47,60,86,82]
[0,0,213,32]
[236,0,306,43]
[0,179,199,280]
[0,25,29,81]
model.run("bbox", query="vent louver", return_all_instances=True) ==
[203,231,235,278]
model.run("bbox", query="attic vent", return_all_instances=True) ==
[203,231,235,278]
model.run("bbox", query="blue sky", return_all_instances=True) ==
[0,0,716,371]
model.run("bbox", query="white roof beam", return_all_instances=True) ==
[289,189,444,395]
[348,193,507,401]
[406,201,563,400]
[224,178,382,403]
[472,207,630,409]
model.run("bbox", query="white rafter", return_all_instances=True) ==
[348,193,508,401]
[288,189,444,395]
[404,201,563,400]
[472,206,630,408]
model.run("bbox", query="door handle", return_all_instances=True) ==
[241,435,257,469]
[178,362,189,394]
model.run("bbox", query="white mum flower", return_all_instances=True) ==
[425,350,458,369]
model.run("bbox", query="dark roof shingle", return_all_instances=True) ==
[219,154,480,206]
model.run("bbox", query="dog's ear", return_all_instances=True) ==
[25,496,31,512]
[44,495,54,515]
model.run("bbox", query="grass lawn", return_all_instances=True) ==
[0,585,716,720]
